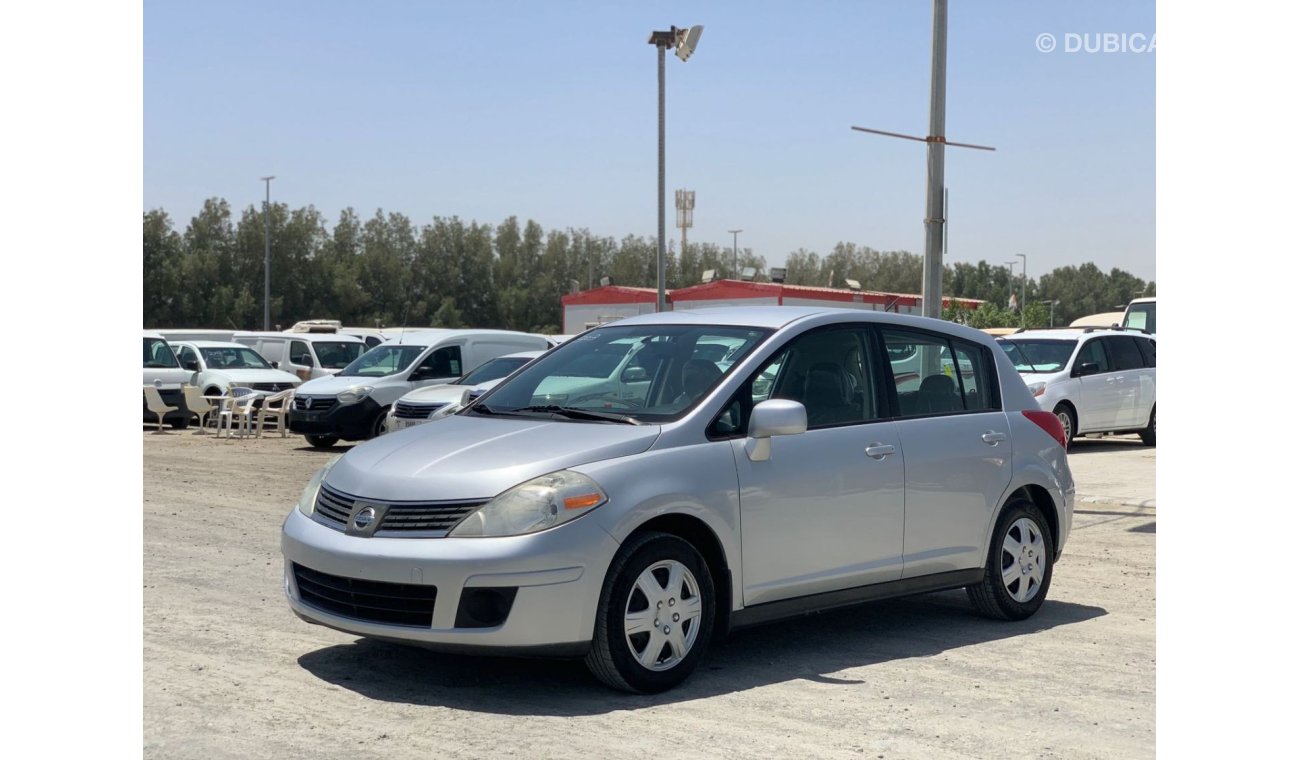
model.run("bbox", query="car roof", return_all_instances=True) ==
[376,329,546,348]
[497,350,544,359]
[175,341,251,349]
[235,331,364,343]
[610,305,998,343]
[1003,328,1153,341]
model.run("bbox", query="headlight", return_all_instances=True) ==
[1025,381,1047,397]
[337,386,374,405]
[296,456,341,516]
[449,471,607,537]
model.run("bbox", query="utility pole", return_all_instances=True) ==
[1004,260,1018,310]
[850,0,993,319]
[260,175,275,330]
[1016,252,1027,327]
[649,25,703,313]
[728,229,743,279]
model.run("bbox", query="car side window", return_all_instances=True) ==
[178,346,199,368]
[290,340,313,366]
[1136,337,1156,367]
[417,346,463,377]
[951,340,998,411]
[881,329,964,417]
[1074,339,1109,375]
[1104,336,1145,371]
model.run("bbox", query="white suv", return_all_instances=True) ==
[997,328,1156,447]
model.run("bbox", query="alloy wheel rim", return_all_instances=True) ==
[1000,517,1046,603]
[623,559,702,671]
[1056,411,1072,442]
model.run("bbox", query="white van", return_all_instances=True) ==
[1121,297,1156,336]
[288,329,549,447]
[143,331,194,428]
[170,341,303,397]
[155,328,237,342]
[233,331,367,382]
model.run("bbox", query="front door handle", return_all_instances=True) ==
[981,431,1007,445]
[865,443,897,460]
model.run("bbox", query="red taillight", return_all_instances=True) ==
[1022,410,1067,448]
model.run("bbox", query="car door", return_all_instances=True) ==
[1072,337,1120,432]
[728,325,905,605]
[1101,335,1148,427]
[879,328,1013,578]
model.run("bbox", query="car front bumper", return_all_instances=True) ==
[289,398,383,440]
[280,506,619,654]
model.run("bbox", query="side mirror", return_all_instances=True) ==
[270,361,280,369]
[621,366,648,383]
[1075,362,1100,377]
[745,399,807,462]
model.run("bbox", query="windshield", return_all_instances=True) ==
[338,345,427,377]
[1123,302,1156,333]
[316,341,367,370]
[457,356,533,386]
[144,338,179,368]
[471,324,772,423]
[199,346,272,370]
[999,339,1076,373]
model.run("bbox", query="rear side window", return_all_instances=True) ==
[1104,336,1145,371]
[882,329,968,417]
[1136,337,1156,367]
[951,340,997,411]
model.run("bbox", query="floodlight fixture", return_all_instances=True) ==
[701,269,716,283]
[845,278,862,291]
[599,275,612,287]
[675,25,704,62]
[741,267,757,282]
[769,267,787,284]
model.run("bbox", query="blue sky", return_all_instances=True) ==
[144,0,1155,281]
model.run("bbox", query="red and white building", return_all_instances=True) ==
[561,280,982,333]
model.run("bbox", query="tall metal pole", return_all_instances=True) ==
[1004,260,1017,308]
[921,0,948,319]
[656,44,667,313]
[1017,252,1027,326]
[260,175,275,330]
[728,229,742,278]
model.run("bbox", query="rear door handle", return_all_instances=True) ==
[865,443,897,460]
[981,431,1007,445]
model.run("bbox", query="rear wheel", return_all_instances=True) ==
[305,435,338,449]
[585,532,715,693]
[968,496,1055,621]
[1139,406,1155,446]
[1052,403,1076,450]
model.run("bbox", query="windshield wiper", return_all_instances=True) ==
[510,405,641,425]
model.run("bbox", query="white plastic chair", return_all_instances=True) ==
[216,387,259,439]
[257,388,295,438]
[143,386,177,433]
[181,385,216,434]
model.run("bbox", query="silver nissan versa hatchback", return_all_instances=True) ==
[282,306,1075,693]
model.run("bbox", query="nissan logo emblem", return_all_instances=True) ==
[353,507,376,530]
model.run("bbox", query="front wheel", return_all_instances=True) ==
[1052,403,1075,449]
[371,408,391,438]
[169,417,190,430]
[1139,406,1155,446]
[305,435,338,449]
[967,496,1055,621]
[585,532,715,693]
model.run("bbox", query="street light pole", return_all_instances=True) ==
[1004,260,1017,309]
[728,229,742,278]
[1016,252,1027,327]
[260,175,275,330]
[649,25,702,313]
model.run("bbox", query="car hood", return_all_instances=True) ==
[398,383,468,404]
[325,414,662,501]
[210,368,301,385]
[296,374,390,396]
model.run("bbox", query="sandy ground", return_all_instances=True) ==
[143,427,1154,759]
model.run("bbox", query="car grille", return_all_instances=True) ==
[294,396,337,412]
[292,563,436,627]
[251,382,294,392]
[313,483,486,537]
[393,400,449,419]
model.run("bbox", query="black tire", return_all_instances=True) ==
[1052,403,1076,450]
[168,417,190,430]
[585,532,715,693]
[967,495,1055,621]
[370,408,390,438]
[1139,405,1155,446]
[305,435,338,449]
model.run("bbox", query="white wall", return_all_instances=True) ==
[673,297,779,311]
[563,303,657,334]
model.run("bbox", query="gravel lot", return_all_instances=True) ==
[143,427,1155,759]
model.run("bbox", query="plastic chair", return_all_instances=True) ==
[216,387,259,439]
[181,385,216,434]
[143,386,177,433]
[257,388,295,438]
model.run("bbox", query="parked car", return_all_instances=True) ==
[997,327,1155,446]
[233,332,366,382]
[386,350,545,433]
[143,331,192,429]
[282,306,1075,693]
[288,329,549,447]
[169,341,302,397]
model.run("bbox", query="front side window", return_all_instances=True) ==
[313,341,365,369]
[198,347,272,370]
[474,324,770,424]
[290,340,314,366]
[177,346,200,368]
[415,346,463,378]
[1123,303,1156,334]
[457,356,532,386]
[338,345,428,377]
[144,338,179,368]
[1136,337,1156,367]
[1074,338,1109,375]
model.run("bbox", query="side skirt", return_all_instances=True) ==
[728,568,985,632]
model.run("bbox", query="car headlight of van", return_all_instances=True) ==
[1025,381,1047,397]
[337,386,374,405]
[297,456,341,516]
[449,471,607,537]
